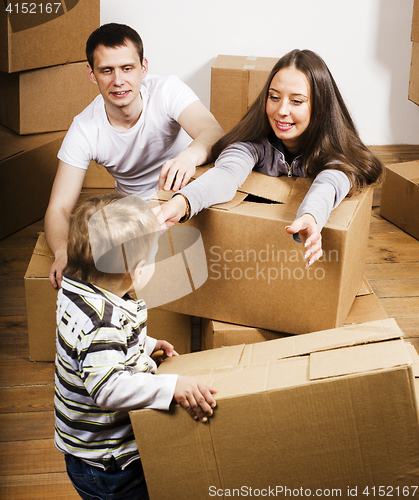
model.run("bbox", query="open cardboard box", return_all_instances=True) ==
[0,0,99,73]
[0,126,65,239]
[24,233,193,361]
[380,161,419,240]
[0,61,99,134]
[148,166,374,334]
[210,55,277,132]
[201,278,388,349]
[130,319,419,499]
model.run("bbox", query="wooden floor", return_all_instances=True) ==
[1,146,419,499]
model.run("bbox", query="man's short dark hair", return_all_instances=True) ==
[86,23,144,69]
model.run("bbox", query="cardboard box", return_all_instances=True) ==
[412,0,419,42]
[380,161,419,240]
[0,125,65,239]
[201,279,388,349]
[130,319,419,499]
[409,42,419,106]
[210,55,277,132]
[24,233,193,361]
[0,0,100,73]
[0,61,99,134]
[147,167,374,334]
[410,0,419,105]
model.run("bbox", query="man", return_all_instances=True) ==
[45,23,223,288]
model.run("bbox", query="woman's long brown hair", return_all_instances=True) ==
[211,49,383,195]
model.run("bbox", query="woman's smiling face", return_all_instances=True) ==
[265,66,311,154]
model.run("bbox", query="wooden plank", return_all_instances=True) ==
[367,279,419,299]
[0,248,34,279]
[0,359,54,387]
[365,262,419,280]
[0,472,79,500]
[378,297,419,318]
[0,220,44,250]
[0,439,66,476]
[0,411,55,442]
[0,385,54,414]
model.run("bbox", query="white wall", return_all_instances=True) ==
[101,0,419,145]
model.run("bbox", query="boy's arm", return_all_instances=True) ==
[158,100,224,191]
[44,160,86,288]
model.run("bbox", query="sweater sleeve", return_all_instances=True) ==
[294,169,351,240]
[79,326,178,412]
[178,142,259,217]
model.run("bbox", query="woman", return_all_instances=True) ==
[159,49,383,266]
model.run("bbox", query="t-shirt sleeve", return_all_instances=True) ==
[57,117,93,170]
[163,75,200,121]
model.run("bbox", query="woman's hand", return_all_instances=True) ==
[285,213,322,266]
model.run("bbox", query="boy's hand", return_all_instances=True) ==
[174,375,217,423]
[285,213,322,267]
[152,341,178,365]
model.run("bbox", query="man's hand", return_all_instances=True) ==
[285,213,322,267]
[158,155,195,192]
[174,375,217,423]
[152,195,187,229]
[49,247,67,289]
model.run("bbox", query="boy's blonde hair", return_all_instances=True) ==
[65,193,160,284]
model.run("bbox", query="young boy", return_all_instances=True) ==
[54,192,216,500]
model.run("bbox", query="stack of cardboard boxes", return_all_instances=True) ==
[381,0,419,237]
[0,0,101,240]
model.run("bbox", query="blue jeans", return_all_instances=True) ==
[65,454,149,500]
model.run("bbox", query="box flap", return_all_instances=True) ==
[157,344,247,376]
[386,161,419,183]
[34,232,54,257]
[193,164,295,204]
[239,319,403,365]
[24,232,54,279]
[309,339,412,380]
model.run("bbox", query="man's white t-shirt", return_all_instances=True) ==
[58,74,199,199]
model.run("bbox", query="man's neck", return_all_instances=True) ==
[105,93,144,131]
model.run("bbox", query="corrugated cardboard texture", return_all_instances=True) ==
[131,319,419,498]
[150,169,373,334]
[0,61,99,134]
[380,161,419,240]
[409,42,419,106]
[0,126,65,239]
[0,0,100,73]
[24,233,193,360]
[210,55,277,132]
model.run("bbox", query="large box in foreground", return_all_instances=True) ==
[130,319,419,499]
[0,126,65,239]
[0,0,100,73]
[149,167,373,334]
[380,161,419,240]
[210,55,277,132]
[0,61,99,134]
[24,233,193,361]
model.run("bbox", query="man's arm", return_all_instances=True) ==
[44,160,87,288]
[158,100,224,191]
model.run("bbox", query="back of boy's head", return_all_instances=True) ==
[65,193,160,284]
